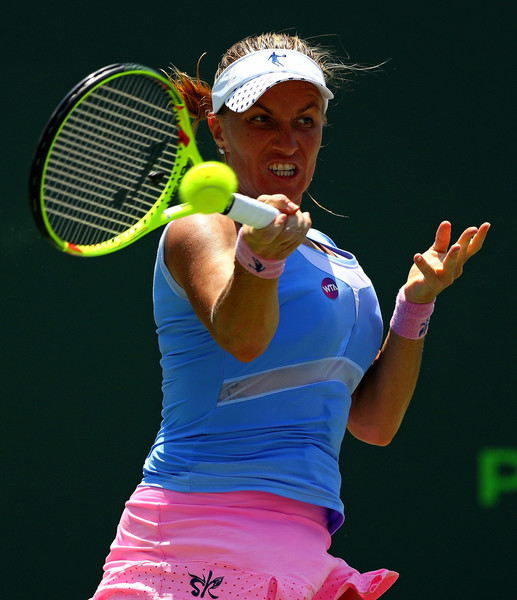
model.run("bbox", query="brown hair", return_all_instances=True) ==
[167,32,368,129]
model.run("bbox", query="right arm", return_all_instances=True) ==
[164,196,311,362]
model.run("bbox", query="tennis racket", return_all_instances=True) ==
[29,63,279,257]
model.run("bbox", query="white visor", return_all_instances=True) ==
[212,49,334,114]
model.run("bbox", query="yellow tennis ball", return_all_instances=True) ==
[179,162,238,214]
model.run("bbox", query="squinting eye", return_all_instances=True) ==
[250,114,270,123]
[298,116,314,126]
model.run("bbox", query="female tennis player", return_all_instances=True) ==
[89,33,489,600]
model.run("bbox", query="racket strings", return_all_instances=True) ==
[43,74,182,246]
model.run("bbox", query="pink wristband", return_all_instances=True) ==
[234,228,285,279]
[390,287,435,339]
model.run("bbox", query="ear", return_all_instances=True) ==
[208,112,226,152]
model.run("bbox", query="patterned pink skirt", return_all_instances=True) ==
[89,486,398,600]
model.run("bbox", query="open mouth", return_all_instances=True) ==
[269,163,297,177]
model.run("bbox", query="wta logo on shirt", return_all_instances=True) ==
[321,277,339,299]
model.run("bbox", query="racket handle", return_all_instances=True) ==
[224,193,280,229]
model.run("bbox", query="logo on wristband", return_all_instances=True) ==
[321,277,339,299]
[249,256,266,274]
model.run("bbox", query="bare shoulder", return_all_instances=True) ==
[163,213,239,295]
[165,213,237,253]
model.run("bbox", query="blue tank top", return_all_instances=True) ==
[142,226,383,533]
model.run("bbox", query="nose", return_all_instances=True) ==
[272,123,298,155]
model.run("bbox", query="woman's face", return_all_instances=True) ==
[210,80,325,206]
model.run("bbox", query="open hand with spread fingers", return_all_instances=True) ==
[404,221,491,304]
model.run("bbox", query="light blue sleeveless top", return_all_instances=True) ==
[142,225,383,533]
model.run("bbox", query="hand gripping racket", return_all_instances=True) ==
[29,63,279,257]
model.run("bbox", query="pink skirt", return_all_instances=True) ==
[90,486,398,600]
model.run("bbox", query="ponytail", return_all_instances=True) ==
[166,54,212,130]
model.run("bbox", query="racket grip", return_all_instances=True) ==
[224,193,280,229]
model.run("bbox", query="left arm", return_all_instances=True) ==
[347,221,490,446]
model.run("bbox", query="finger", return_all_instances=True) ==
[284,211,312,235]
[417,242,462,284]
[440,224,486,280]
[413,252,439,280]
[257,194,299,215]
[243,209,310,259]
[465,222,491,260]
[455,226,479,248]
[278,214,312,255]
[452,223,490,268]
[441,243,463,280]
[432,221,452,254]
[454,227,478,267]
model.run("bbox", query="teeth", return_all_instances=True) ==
[270,163,296,177]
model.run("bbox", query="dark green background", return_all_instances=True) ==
[3,1,515,598]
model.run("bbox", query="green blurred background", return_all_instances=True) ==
[3,1,515,598]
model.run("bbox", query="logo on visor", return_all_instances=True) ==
[321,277,339,299]
[268,52,287,67]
